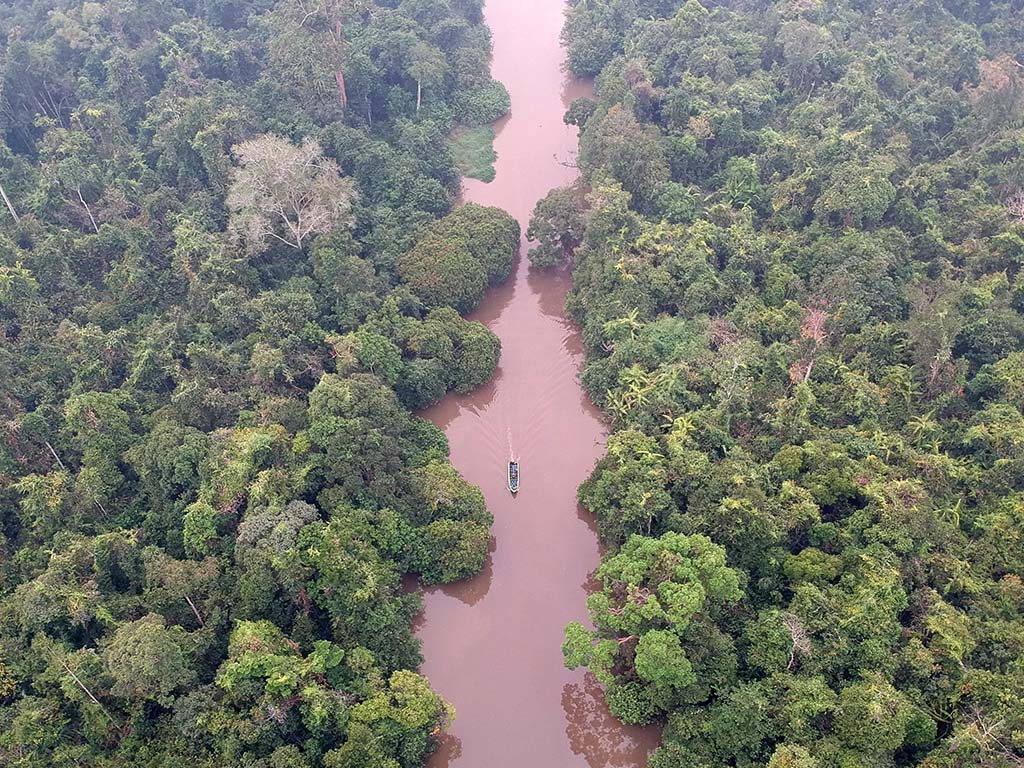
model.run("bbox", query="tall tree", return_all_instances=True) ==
[227,135,356,254]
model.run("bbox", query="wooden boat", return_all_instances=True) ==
[507,460,520,494]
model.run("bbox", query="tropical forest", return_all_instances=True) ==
[1,0,1023,768]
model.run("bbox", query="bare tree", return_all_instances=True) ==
[226,135,356,254]
[782,612,812,670]
[789,302,830,383]
[1007,191,1024,224]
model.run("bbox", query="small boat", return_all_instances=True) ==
[507,460,520,494]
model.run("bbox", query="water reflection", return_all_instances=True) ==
[415,0,661,764]
[423,369,503,433]
[562,673,659,768]
[465,375,501,416]
[434,536,496,607]
[576,501,600,538]
[527,261,574,320]
[465,245,522,327]
[429,732,464,768]
[581,564,602,597]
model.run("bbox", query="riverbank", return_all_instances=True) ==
[414,1,660,765]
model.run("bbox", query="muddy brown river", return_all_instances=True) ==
[415,1,660,766]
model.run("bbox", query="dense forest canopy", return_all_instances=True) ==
[5,0,1024,765]
[0,0,517,766]
[547,0,1024,766]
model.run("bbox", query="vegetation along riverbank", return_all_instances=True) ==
[546,1,1024,767]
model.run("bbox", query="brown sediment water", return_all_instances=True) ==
[415,1,661,766]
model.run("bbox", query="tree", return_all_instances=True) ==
[227,135,356,254]
[395,204,519,307]
[777,20,831,89]
[832,677,932,756]
[407,42,447,112]
[350,330,404,386]
[213,620,374,748]
[450,318,501,393]
[34,126,108,233]
[327,670,452,768]
[564,533,742,722]
[527,185,585,268]
[430,203,520,285]
[235,500,319,610]
[306,373,432,507]
[265,0,355,117]
[142,550,220,629]
[579,105,669,211]
[815,158,897,228]
[578,429,678,547]
[397,231,487,312]
[969,55,1024,127]
[403,461,489,526]
[13,469,73,541]
[103,614,196,705]
[413,518,490,583]
[13,539,107,635]
[63,390,134,514]
[767,745,820,768]
[299,518,422,672]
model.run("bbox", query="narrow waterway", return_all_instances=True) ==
[415,1,660,766]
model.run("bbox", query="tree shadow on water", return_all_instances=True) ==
[526,260,574,321]
[576,500,600,539]
[435,535,496,607]
[562,673,658,768]
[420,370,502,432]
[427,731,463,768]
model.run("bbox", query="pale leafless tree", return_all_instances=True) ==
[949,705,1024,767]
[227,135,356,254]
[789,302,830,384]
[782,611,812,670]
[1007,191,1024,224]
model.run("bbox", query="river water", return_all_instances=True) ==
[415,1,660,766]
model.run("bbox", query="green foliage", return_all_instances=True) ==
[449,319,501,394]
[435,203,521,286]
[351,330,404,387]
[397,232,487,313]
[564,533,741,722]
[452,79,511,125]
[451,126,498,183]
[527,185,586,268]
[579,105,669,211]
[401,460,492,583]
[0,0,506,764]
[564,0,1024,765]
[397,202,519,311]
[103,614,196,705]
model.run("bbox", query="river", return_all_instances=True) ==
[414,1,660,766]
